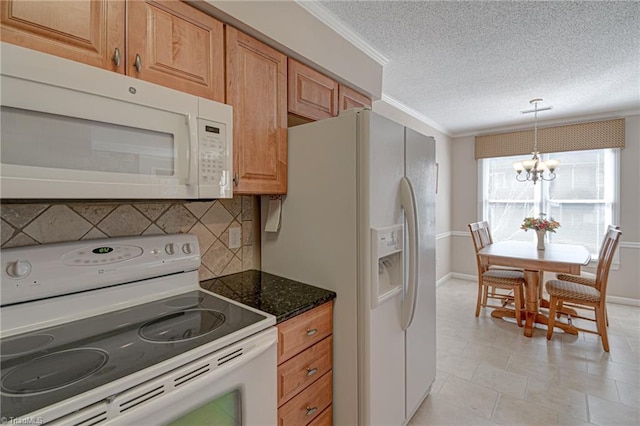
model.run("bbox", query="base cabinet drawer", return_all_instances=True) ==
[278,371,332,426]
[308,405,332,426]
[278,335,332,406]
[277,302,333,362]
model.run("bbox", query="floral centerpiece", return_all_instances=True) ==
[521,213,560,233]
[521,213,560,250]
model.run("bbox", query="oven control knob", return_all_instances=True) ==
[182,243,193,255]
[6,260,32,278]
[165,243,176,255]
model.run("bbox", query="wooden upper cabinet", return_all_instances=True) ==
[1,1,224,101]
[226,26,287,195]
[0,0,125,73]
[339,85,372,111]
[288,58,339,121]
[127,1,224,102]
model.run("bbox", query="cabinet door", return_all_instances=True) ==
[0,0,124,73]
[127,0,224,102]
[288,58,339,121]
[339,85,372,110]
[226,26,287,194]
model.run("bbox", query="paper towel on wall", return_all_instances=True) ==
[264,196,282,232]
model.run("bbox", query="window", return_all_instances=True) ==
[479,149,619,258]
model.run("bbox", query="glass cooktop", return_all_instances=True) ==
[0,290,267,419]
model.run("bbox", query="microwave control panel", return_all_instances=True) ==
[198,119,229,196]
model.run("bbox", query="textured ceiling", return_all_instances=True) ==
[313,1,640,136]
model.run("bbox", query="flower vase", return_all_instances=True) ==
[536,230,546,250]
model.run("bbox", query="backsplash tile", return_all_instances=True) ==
[23,205,92,243]
[0,196,260,280]
[97,205,151,237]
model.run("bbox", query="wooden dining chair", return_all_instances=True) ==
[545,228,622,352]
[556,225,620,286]
[468,221,525,326]
[555,225,619,326]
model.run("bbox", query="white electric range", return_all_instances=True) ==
[0,234,277,425]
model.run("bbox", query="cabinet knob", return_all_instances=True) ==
[112,47,121,67]
[134,54,142,73]
[305,406,318,416]
[306,328,318,337]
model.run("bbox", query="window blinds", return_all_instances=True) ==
[474,118,625,160]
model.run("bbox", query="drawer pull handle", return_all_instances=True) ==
[306,406,318,416]
[306,328,318,336]
[306,367,318,377]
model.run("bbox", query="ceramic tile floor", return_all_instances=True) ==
[409,278,640,426]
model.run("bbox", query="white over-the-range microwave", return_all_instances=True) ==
[0,42,233,199]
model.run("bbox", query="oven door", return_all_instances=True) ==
[48,328,277,426]
[122,328,276,426]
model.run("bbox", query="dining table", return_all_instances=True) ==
[477,240,591,337]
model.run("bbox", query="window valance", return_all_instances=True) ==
[474,118,625,160]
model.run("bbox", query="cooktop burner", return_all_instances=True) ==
[0,334,54,357]
[0,290,267,419]
[2,349,109,395]
[164,295,205,309]
[139,309,226,342]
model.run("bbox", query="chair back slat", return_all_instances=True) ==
[468,221,493,274]
[594,228,622,296]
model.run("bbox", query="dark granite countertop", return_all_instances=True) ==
[200,270,336,324]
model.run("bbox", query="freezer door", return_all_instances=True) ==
[360,111,406,426]
[404,128,437,422]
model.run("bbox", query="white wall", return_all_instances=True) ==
[451,115,640,302]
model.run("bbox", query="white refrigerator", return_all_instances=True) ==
[261,109,436,425]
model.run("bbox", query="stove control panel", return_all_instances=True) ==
[62,245,144,266]
[0,234,201,306]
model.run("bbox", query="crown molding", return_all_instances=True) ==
[295,1,389,66]
[380,93,451,136]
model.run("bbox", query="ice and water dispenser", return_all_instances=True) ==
[371,225,403,308]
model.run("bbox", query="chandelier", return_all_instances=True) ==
[513,99,559,184]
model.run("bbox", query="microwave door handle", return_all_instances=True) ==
[186,114,197,187]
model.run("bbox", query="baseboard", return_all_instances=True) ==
[436,273,453,288]
[440,273,639,306]
[450,272,477,282]
[607,295,640,307]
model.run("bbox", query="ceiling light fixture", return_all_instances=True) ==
[513,98,558,184]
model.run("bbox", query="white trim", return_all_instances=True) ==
[451,231,470,238]
[436,272,453,288]
[439,275,639,306]
[620,241,640,249]
[436,231,452,240]
[380,93,451,136]
[450,272,477,282]
[607,296,640,307]
[295,1,389,66]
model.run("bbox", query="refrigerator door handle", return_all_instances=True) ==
[400,176,419,331]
